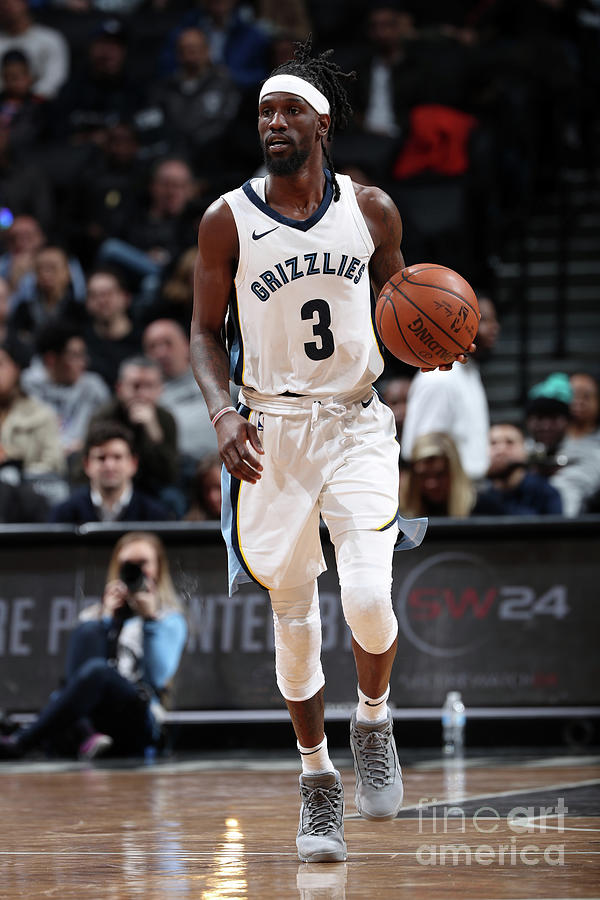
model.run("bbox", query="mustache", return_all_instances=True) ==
[264,134,296,149]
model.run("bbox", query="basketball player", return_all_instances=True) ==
[191,39,472,863]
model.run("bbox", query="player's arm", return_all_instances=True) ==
[191,200,263,483]
[356,184,406,296]
[356,184,474,370]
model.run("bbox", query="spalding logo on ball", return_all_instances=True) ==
[375,264,480,368]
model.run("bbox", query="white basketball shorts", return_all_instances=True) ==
[221,386,427,594]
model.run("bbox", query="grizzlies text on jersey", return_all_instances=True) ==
[222,171,385,397]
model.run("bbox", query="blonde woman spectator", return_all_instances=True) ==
[399,432,474,518]
[0,531,187,760]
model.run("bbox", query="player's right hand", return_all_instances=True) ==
[216,412,264,483]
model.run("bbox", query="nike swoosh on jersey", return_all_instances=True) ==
[252,226,280,240]
[361,396,374,408]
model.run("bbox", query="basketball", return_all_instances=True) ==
[375,264,480,368]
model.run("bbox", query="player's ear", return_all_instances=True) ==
[317,114,330,138]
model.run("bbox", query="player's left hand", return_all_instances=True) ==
[420,342,476,373]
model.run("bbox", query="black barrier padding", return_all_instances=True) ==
[0,517,599,713]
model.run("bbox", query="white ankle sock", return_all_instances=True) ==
[297,735,333,775]
[356,684,390,725]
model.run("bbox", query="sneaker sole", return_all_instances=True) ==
[354,798,400,822]
[298,847,348,863]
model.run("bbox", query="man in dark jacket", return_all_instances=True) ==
[49,421,168,523]
[473,423,562,516]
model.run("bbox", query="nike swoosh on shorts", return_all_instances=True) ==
[252,226,280,240]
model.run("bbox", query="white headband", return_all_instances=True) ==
[259,74,330,116]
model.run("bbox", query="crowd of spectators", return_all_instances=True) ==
[394,368,600,519]
[0,0,598,524]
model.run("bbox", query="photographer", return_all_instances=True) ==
[0,532,187,760]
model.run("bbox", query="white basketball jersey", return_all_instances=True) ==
[222,172,384,397]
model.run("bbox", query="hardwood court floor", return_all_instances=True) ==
[0,750,598,899]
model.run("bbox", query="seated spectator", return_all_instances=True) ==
[473,423,562,516]
[0,213,45,295]
[0,118,53,229]
[142,318,217,461]
[0,531,187,760]
[0,275,10,342]
[568,372,600,442]
[380,373,412,442]
[97,157,199,302]
[142,246,196,330]
[0,468,48,522]
[9,246,85,339]
[526,373,600,517]
[0,49,47,157]
[90,356,181,511]
[184,452,221,520]
[52,19,146,149]
[350,4,416,141]
[21,320,110,458]
[50,421,169,524]
[152,27,240,167]
[399,431,474,518]
[83,267,142,390]
[0,0,69,99]
[0,333,64,476]
[65,121,143,269]
[161,0,272,91]
[402,293,500,480]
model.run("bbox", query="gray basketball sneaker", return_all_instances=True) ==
[296,770,348,863]
[350,711,404,820]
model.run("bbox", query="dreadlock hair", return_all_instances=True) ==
[269,35,355,201]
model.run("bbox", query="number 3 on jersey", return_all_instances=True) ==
[301,299,335,361]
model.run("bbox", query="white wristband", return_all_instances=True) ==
[211,406,237,427]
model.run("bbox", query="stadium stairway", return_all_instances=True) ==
[482,164,600,424]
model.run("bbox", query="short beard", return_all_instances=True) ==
[262,143,311,176]
[489,460,526,482]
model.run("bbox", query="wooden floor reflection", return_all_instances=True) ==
[0,752,598,898]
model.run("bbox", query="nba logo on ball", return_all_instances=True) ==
[375,264,480,368]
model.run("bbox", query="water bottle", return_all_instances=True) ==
[442,691,466,756]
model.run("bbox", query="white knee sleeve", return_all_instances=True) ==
[335,527,399,655]
[269,580,324,702]
[340,582,398,655]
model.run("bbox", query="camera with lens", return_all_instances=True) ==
[117,561,147,619]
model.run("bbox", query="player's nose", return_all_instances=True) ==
[269,110,288,129]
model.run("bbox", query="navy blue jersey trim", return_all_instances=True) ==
[370,281,387,359]
[229,404,267,591]
[228,290,244,385]
[378,507,400,532]
[242,170,334,232]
